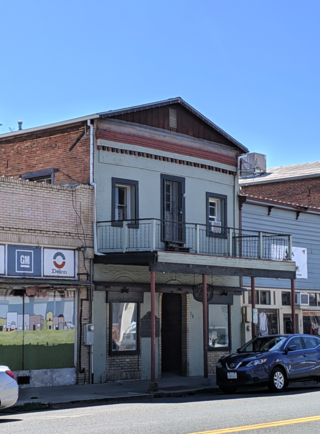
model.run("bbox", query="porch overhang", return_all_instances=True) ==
[94,251,296,279]
[152,252,296,279]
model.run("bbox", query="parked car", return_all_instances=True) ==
[0,366,19,409]
[216,334,320,394]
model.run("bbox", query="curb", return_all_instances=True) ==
[6,387,220,414]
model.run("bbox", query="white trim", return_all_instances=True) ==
[0,114,99,140]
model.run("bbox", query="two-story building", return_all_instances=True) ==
[240,160,320,345]
[0,98,296,389]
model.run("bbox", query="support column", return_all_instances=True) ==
[150,270,156,383]
[202,274,208,379]
[251,277,256,339]
[291,279,296,334]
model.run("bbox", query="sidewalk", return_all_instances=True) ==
[13,374,218,411]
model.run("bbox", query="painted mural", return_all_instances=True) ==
[0,290,75,370]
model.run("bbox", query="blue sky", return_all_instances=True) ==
[1,0,319,168]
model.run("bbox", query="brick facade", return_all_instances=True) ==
[241,177,320,208]
[0,177,94,386]
[0,122,91,185]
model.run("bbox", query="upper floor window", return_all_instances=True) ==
[112,178,139,227]
[21,168,55,184]
[282,292,291,306]
[206,192,227,238]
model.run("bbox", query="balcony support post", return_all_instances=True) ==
[288,235,293,260]
[251,277,257,339]
[259,232,263,259]
[291,279,296,333]
[202,274,208,379]
[151,219,156,252]
[196,224,200,254]
[122,223,128,253]
[148,270,158,391]
[228,228,233,256]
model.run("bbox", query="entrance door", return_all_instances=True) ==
[162,176,184,244]
[161,294,182,374]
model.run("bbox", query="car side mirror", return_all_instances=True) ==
[286,345,297,353]
[236,348,240,353]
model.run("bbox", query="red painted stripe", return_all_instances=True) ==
[96,130,237,167]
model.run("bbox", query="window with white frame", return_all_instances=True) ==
[112,178,139,227]
[206,192,227,237]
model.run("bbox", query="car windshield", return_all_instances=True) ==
[238,336,287,353]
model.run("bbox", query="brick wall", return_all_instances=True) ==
[241,177,320,208]
[181,294,189,376]
[0,177,93,249]
[0,123,91,185]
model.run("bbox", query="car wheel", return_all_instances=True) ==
[219,386,237,394]
[268,367,287,393]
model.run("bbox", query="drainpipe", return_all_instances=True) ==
[87,119,103,257]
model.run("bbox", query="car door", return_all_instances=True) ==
[285,336,308,380]
[302,336,320,378]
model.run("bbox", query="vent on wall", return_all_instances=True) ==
[169,109,177,129]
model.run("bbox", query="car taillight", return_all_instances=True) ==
[5,370,15,380]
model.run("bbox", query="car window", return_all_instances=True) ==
[287,337,303,350]
[238,336,286,353]
[303,337,319,349]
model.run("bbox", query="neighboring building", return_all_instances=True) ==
[0,176,93,388]
[240,160,320,344]
[0,98,296,388]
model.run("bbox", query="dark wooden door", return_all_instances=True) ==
[163,179,183,243]
[161,294,182,374]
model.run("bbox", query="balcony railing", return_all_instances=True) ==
[97,219,292,261]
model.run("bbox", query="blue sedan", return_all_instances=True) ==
[216,334,320,393]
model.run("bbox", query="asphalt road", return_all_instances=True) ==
[2,385,320,434]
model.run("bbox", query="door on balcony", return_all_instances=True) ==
[161,175,185,244]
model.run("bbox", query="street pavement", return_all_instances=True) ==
[2,384,320,433]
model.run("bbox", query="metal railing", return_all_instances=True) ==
[97,218,292,261]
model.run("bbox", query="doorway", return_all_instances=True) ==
[161,175,185,245]
[283,314,299,334]
[161,294,182,374]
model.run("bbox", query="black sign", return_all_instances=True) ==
[193,284,214,302]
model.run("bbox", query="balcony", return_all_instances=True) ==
[97,219,292,261]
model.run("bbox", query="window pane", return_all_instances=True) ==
[282,292,291,306]
[112,303,137,352]
[208,304,229,349]
[260,291,270,305]
[303,337,318,349]
[309,294,316,307]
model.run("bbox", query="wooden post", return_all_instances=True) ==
[291,279,296,334]
[251,277,256,339]
[151,271,156,382]
[203,274,208,378]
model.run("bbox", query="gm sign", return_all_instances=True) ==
[7,245,41,277]
[43,248,75,278]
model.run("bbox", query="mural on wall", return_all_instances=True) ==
[0,290,75,371]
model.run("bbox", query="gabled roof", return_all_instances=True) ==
[240,161,320,185]
[99,97,248,153]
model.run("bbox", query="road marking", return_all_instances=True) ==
[190,415,320,433]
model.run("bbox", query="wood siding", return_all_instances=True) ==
[107,104,238,149]
[242,203,320,290]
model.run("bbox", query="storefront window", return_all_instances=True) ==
[110,303,138,354]
[303,312,320,336]
[208,304,229,350]
[0,290,75,371]
[257,308,279,336]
